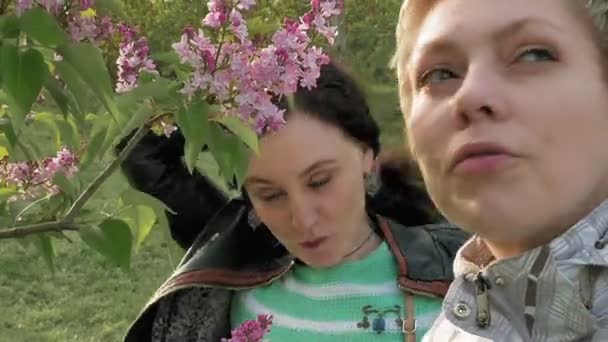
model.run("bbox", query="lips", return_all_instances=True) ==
[300,237,328,249]
[450,142,516,172]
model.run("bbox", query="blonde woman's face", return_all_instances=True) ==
[404,0,608,251]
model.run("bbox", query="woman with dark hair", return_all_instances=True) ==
[120,61,468,342]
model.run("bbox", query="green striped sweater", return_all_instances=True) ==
[230,241,442,341]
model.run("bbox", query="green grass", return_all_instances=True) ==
[367,84,404,148]
[0,85,401,342]
[0,227,184,342]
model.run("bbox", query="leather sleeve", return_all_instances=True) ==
[116,129,229,250]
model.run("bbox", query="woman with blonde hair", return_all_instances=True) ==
[392,0,608,340]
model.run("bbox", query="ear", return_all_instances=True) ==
[363,147,376,174]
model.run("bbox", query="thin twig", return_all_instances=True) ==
[0,221,81,239]
[63,124,150,222]
[0,123,150,240]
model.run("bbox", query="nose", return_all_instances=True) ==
[452,64,509,126]
[289,195,319,233]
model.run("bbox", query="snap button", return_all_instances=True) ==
[453,302,471,319]
[495,276,505,286]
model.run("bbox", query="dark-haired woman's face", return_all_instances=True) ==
[244,113,374,267]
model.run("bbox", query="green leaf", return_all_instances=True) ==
[95,0,127,20]
[79,219,133,271]
[20,8,70,46]
[57,43,119,121]
[80,124,107,169]
[99,116,120,158]
[29,112,62,151]
[44,76,70,117]
[150,51,180,65]
[213,116,259,153]
[176,101,210,174]
[0,16,20,39]
[207,124,234,184]
[0,116,18,146]
[55,60,89,115]
[116,78,176,114]
[1,45,48,128]
[232,140,251,188]
[120,188,172,240]
[0,187,18,202]
[120,205,156,252]
[247,15,281,36]
[117,104,154,144]
[34,234,55,273]
[52,172,76,199]
[0,117,33,162]
[53,117,80,150]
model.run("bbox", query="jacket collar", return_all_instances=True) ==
[452,198,608,281]
[158,200,464,299]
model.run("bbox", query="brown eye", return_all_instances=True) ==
[261,192,284,202]
[252,189,285,202]
[310,176,331,189]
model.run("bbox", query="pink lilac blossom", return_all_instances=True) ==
[68,14,115,46]
[16,0,95,16]
[172,0,342,134]
[0,148,79,201]
[39,0,65,15]
[15,0,35,15]
[80,0,94,10]
[203,0,228,28]
[222,314,273,342]
[230,10,248,43]
[115,24,158,93]
[236,0,256,11]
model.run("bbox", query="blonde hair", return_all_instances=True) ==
[390,0,608,118]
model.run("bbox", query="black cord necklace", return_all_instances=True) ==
[342,229,376,260]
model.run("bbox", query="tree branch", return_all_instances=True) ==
[0,124,151,240]
[0,221,81,239]
[63,124,150,222]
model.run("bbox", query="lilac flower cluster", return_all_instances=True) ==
[222,314,273,342]
[115,24,158,92]
[0,148,79,200]
[172,0,343,134]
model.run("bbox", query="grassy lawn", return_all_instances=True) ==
[0,85,402,342]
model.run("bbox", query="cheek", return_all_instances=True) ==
[406,107,445,178]
[335,175,365,208]
[254,204,292,238]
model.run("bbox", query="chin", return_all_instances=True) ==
[297,253,341,268]
[454,205,540,242]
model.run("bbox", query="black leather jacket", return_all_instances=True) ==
[123,199,469,341]
[118,131,469,341]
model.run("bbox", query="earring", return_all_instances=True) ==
[365,172,381,196]
[247,208,262,230]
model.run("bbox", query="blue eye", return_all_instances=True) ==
[517,47,555,63]
[418,68,457,88]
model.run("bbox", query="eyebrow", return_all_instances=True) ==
[491,17,563,42]
[244,159,337,187]
[413,17,563,63]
